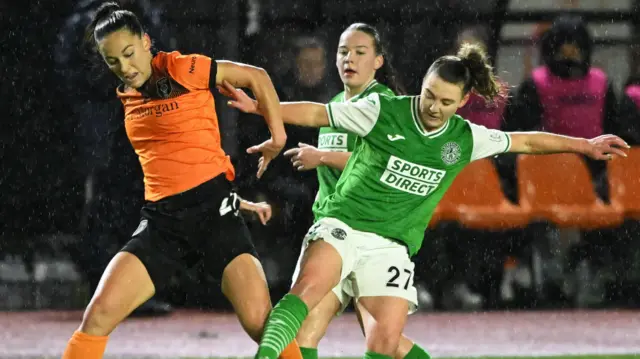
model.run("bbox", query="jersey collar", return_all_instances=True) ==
[411,96,450,138]
[346,79,379,102]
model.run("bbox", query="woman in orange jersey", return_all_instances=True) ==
[62,3,302,359]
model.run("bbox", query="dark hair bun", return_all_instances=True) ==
[94,2,121,22]
[458,43,487,73]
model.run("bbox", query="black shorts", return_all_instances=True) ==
[120,174,258,292]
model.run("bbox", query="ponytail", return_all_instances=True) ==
[426,42,506,102]
[457,43,504,101]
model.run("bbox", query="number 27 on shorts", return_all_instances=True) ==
[386,265,413,290]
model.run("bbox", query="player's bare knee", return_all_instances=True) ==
[367,326,402,356]
[80,295,123,335]
[292,270,340,309]
[290,274,328,309]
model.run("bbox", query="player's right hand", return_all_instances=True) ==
[247,137,285,179]
[584,134,629,160]
[217,80,260,115]
[283,143,323,171]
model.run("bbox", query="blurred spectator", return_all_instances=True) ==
[504,15,626,202]
[234,35,337,295]
[504,15,635,307]
[521,0,580,76]
[236,35,334,200]
[274,35,335,229]
[278,36,334,152]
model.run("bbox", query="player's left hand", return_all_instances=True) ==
[584,134,630,160]
[247,137,285,178]
[283,143,323,171]
[217,80,260,115]
[240,200,272,225]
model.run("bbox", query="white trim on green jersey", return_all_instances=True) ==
[468,120,512,161]
[326,93,381,137]
[349,79,379,101]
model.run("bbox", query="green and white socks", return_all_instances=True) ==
[255,294,309,359]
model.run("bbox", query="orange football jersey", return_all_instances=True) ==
[116,51,234,201]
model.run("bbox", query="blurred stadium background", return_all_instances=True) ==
[2,0,640,357]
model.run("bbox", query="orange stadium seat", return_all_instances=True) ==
[430,158,530,229]
[517,153,623,229]
[608,146,640,220]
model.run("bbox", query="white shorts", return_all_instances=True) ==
[291,217,418,315]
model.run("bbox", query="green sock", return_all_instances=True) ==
[364,351,393,359]
[403,344,431,359]
[300,347,318,359]
[255,294,309,359]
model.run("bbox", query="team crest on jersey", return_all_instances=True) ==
[156,77,172,98]
[489,132,504,142]
[441,142,461,165]
[331,228,347,240]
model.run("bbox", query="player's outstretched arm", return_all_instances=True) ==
[215,61,286,178]
[508,132,630,160]
[215,61,285,142]
[218,80,330,128]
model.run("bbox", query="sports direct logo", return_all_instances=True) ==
[318,133,348,151]
[380,156,446,196]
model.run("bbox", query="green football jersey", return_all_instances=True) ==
[315,93,512,256]
[312,80,395,217]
